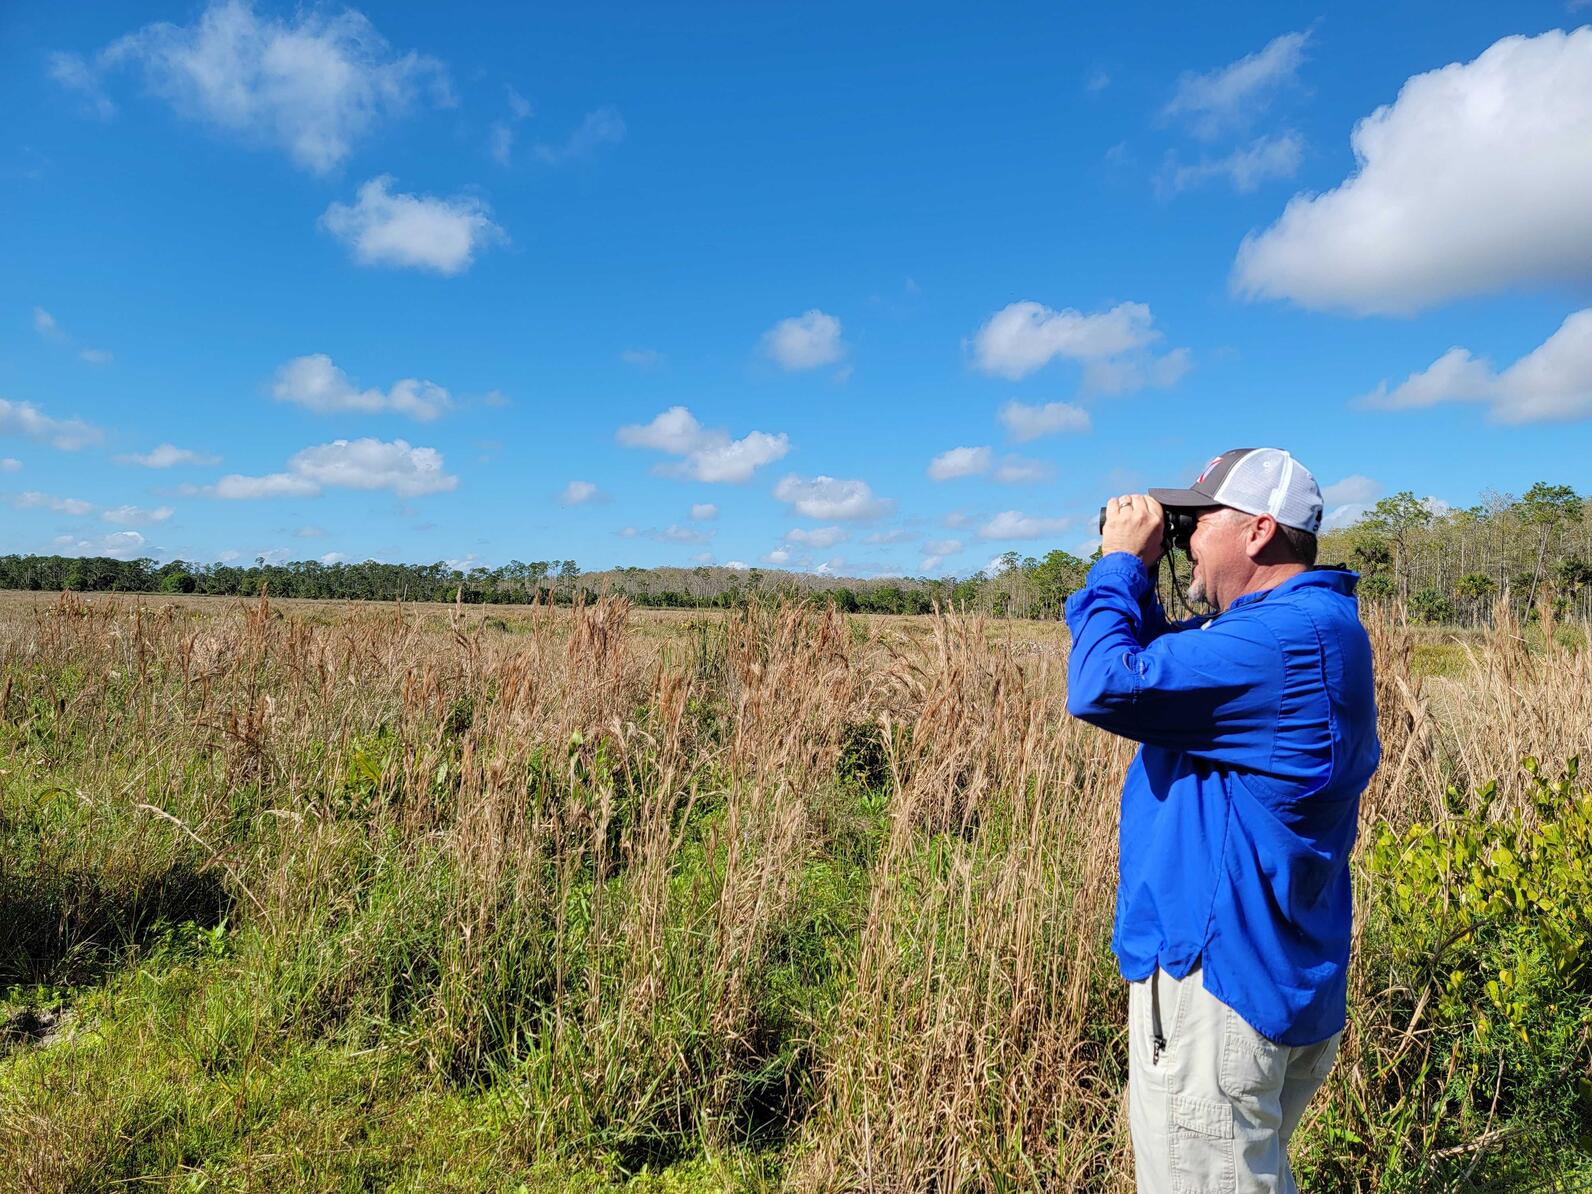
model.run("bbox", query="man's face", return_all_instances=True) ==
[1185,507,1250,611]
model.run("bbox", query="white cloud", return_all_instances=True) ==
[321,552,348,565]
[978,510,1072,540]
[271,353,452,421]
[617,405,790,483]
[295,525,326,538]
[773,474,893,521]
[1234,29,1592,315]
[785,526,849,549]
[533,106,626,164]
[762,547,793,566]
[724,560,749,570]
[214,437,458,499]
[1162,133,1303,194]
[998,399,1092,441]
[560,480,601,505]
[488,123,514,166]
[1357,308,1592,423]
[31,308,110,363]
[761,310,846,371]
[943,511,973,529]
[620,347,664,369]
[321,176,504,275]
[1321,474,1382,505]
[0,459,19,472]
[972,301,1163,381]
[1082,348,1194,395]
[54,530,148,560]
[117,443,220,468]
[81,0,451,174]
[862,529,913,545]
[920,537,964,572]
[656,524,712,544]
[1321,503,1372,532]
[927,445,992,481]
[101,504,174,526]
[507,86,532,121]
[1165,31,1310,138]
[48,52,115,118]
[992,455,1053,484]
[690,502,718,521]
[14,491,95,516]
[32,308,64,341]
[0,399,103,451]
[213,473,322,499]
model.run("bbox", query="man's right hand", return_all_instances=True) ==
[1102,494,1166,570]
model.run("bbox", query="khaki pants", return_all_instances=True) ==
[1128,965,1339,1192]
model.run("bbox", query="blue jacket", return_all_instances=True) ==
[1063,552,1380,1045]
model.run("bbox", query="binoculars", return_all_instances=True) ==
[1098,505,1199,552]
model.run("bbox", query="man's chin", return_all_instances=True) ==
[1186,577,1209,609]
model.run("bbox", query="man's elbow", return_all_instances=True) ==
[1065,673,1122,724]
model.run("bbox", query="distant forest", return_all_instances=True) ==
[2,483,1587,622]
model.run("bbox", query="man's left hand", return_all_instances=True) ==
[1102,493,1166,570]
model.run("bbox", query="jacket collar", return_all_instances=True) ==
[1226,567,1360,611]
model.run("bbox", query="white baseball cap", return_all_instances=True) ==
[1149,447,1324,534]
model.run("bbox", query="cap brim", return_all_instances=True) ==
[1148,487,1223,509]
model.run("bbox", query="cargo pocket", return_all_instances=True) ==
[1168,1093,1234,1193]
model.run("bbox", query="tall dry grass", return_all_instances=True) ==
[0,589,1586,1190]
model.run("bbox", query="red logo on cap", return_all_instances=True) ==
[1195,456,1223,485]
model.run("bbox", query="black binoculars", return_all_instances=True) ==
[1098,505,1199,552]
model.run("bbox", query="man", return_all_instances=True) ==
[1063,447,1381,1192]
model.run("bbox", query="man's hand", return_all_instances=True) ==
[1101,493,1166,570]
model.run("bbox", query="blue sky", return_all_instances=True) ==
[3,2,1590,577]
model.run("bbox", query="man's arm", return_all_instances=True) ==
[1064,553,1281,764]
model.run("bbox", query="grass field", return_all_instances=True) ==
[1,589,1589,1191]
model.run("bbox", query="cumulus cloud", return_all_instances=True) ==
[560,480,602,505]
[1165,31,1310,138]
[101,504,174,526]
[1162,133,1303,195]
[1085,348,1195,395]
[927,445,992,481]
[63,0,451,174]
[785,526,849,550]
[761,310,846,371]
[998,399,1092,441]
[53,530,148,560]
[920,538,964,572]
[13,491,94,516]
[1234,29,1592,314]
[617,406,790,483]
[213,437,458,499]
[690,503,718,521]
[116,443,220,468]
[321,176,504,275]
[0,398,103,451]
[978,510,1072,540]
[773,474,893,521]
[1321,474,1382,506]
[533,106,626,164]
[972,301,1183,388]
[992,455,1053,484]
[271,354,452,420]
[0,459,19,472]
[1357,308,1592,423]
[762,547,793,566]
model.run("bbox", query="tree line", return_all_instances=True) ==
[0,482,1582,623]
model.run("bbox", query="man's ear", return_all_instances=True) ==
[1245,514,1279,561]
